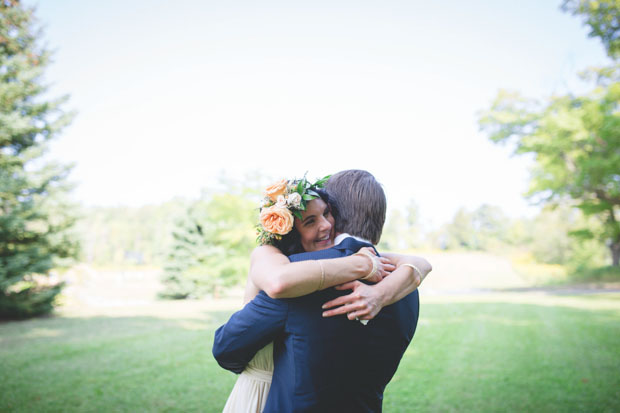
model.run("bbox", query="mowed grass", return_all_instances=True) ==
[1,293,619,412]
[385,294,620,412]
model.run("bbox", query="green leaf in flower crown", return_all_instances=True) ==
[315,175,331,187]
[293,210,303,220]
[306,189,319,197]
[302,194,317,201]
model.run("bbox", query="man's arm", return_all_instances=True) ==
[321,253,432,320]
[212,292,287,373]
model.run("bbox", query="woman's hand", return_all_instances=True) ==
[321,280,386,321]
[357,247,395,283]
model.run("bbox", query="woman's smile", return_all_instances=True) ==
[295,198,336,252]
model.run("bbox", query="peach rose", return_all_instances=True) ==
[264,179,288,202]
[260,206,294,235]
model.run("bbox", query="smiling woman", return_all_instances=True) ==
[295,197,336,252]
[217,174,432,412]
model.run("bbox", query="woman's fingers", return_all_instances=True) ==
[322,301,364,318]
[334,281,359,291]
[322,294,353,310]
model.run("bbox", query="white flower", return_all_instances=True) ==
[287,192,302,207]
[276,195,287,208]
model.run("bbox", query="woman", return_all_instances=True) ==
[222,176,430,412]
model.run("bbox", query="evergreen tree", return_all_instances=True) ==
[160,190,257,299]
[0,1,78,318]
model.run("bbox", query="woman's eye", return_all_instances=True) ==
[304,219,314,226]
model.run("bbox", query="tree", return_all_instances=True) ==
[0,1,78,318]
[160,189,257,299]
[444,208,477,250]
[441,205,510,251]
[479,65,620,265]
[379,199,421,251]
[562,0,620,59]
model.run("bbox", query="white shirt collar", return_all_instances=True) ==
[334,233,373,246]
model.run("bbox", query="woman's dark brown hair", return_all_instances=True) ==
[273,189,338,256]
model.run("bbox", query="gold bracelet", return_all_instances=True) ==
[400,263,421,280]
[317,260,325,291]
[354,250,378,280]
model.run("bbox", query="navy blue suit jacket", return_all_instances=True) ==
[212,237,420,412]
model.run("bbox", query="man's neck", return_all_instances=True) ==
[334,232,373,246]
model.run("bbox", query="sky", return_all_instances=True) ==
[26,0,611,228]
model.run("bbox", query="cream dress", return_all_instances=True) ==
[222,342,274,413]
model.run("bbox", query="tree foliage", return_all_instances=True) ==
[562,0,620,59]
[0,1,78,318]
[440,205,509,251]
[479,65,620,265]
[160,189,257,299]
[76,200,189,266]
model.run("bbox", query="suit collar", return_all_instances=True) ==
[334,233,373,247]
[333,236,373,252]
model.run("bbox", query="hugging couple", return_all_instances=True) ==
[213,169,432,412]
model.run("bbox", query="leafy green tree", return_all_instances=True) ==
[0,1,78,318]
[528,205,608,267]
[160,190,257,299]
[479,65,620,266]
[480,1,620,266]
[443,208,477,250]
[562,0,620,59]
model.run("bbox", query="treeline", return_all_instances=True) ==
[76,200,190,267]
[76,184,261,298]
[76,191,615,299]
[379,200,617,281]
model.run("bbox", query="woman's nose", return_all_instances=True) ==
[318,216,332,231]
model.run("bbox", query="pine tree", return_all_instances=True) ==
[0,1,78,318]
[160,191,257,299]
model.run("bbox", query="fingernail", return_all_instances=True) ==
[322,304,326,309]
[322,312,327,317]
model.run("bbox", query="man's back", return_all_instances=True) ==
[213,237,420,413]
[268,237,420,412]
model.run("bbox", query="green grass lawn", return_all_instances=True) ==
[1,293,619,412]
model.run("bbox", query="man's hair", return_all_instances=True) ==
[326,170,386,245]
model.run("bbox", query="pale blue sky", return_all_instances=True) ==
[27,0,610,227]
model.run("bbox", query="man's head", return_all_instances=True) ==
[326,170,386,245]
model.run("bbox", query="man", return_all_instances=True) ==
[213,170,430,412]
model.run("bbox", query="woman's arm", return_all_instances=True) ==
[376,252,432,305]
[249,245,394,299]
[321,252,432,320]
[243,276,261,304]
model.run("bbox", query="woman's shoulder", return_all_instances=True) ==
[251,245,286,261]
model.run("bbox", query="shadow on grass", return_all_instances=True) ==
[0,300,618,412]
[0,309,238,413]
[388,301,620,412]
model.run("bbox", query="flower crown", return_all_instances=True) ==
[257,174,330,246]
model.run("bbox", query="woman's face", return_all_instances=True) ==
[295,198,335,252]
